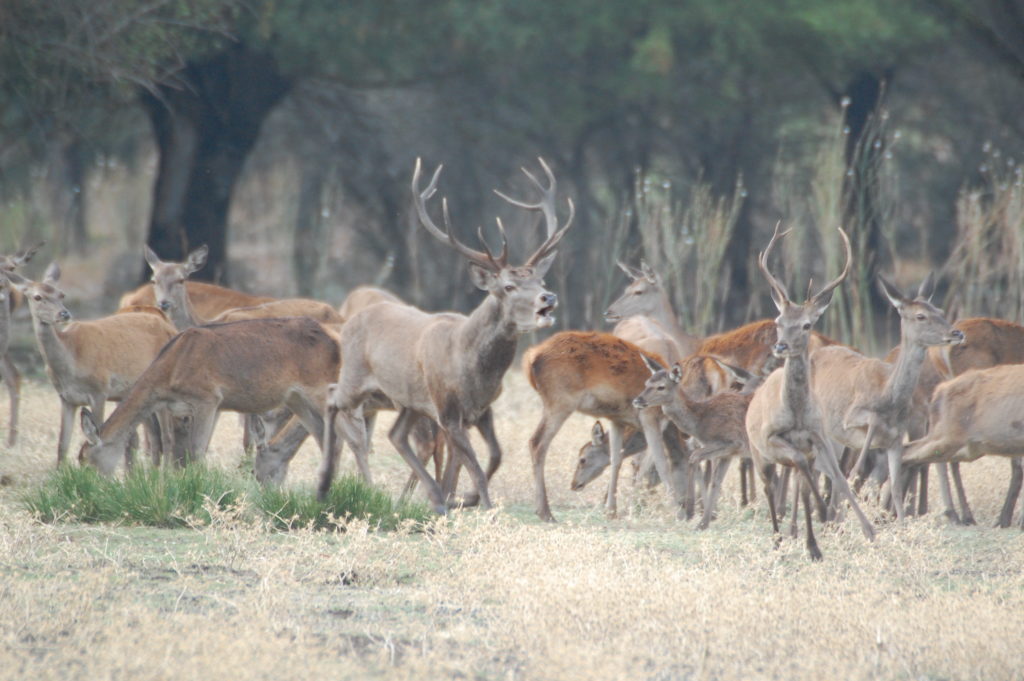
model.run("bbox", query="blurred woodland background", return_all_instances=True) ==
[2,0,1024,353]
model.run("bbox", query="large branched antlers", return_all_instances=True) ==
[758,222,852,308]
[412,157,574,270]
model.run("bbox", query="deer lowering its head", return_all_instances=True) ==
[810,274,962,520]
[744,224,875,560]
[322,158,573,513]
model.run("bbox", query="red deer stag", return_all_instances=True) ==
[744,224,875,560]
[321,158,573,514]
[9,264,177,466]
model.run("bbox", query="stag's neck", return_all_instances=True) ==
[884,336,927,410]
[31,318,77,388]
[460,295,519,385]
[781,352,812,421]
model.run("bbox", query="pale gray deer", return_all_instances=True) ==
[9,264,177,466]
[744,224,876,560]
[321,158,573,514]
[0,241,44,445]
[810,274,963,520]
[633,355,759,530]
[78,317,338,474]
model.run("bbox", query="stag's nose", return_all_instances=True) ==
[58,309,71,322]
[540,292,557,308]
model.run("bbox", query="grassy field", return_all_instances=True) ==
[1,372,1023,681]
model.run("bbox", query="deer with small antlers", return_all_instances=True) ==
[0,241,44,446]
[321,158,573,513]
[9,263,177,466]
[744,224,875,560]
[810,274,963,520]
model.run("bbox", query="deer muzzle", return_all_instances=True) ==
[536,292,558,327]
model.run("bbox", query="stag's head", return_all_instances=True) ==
[759,224,851,358]
[412,158,574,333]
[144,244,208,314]
[632,354,682,410]
[604,261,662,322]
[878,273,964,348]
[6,263,71,326]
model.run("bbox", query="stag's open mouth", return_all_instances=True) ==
[536,304,556,327]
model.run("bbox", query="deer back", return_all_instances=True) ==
[212,298,343,325]
[338,286,403,322]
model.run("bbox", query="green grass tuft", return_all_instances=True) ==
[254,475,431,531]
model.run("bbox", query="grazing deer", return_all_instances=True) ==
[78,317,338,474]
[120,262,274,323]
[810,274,963,520]
[8,264,177,466]
[903,363,1024,527]
[633,355,759,530]
[524,331,699,521]
[321,158,573,514]
[0,241,44,446]
[744,224,875,560]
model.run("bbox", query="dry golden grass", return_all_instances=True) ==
[2,373,1024,681]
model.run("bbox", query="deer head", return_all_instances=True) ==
[632,355,683,410]
[877,273,964,348]
[412,158,574,332]
[604,260,663,322]
[144,244,208,314]
[759,223,852,358]
[7,263,70,326]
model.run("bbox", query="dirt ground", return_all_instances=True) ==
[1,373,1023,681]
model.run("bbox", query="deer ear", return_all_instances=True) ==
[43,262,61,286]
[640,260,658,284]
[669,363,683,384]
[80,409,101,445]
[591,421,606,444]
[642,353,666,375]
[876,275,906,310]
[184,245,208,275]
[144,245,162,271]
[533,251,557,279]
[468,264,498,291]
[5,271,29,292]
[917,272,936,302]
[617,261,638,279]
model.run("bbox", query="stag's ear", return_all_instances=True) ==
[468,264,498,292]
[617,261,639,280]
[533,251,558,279]
[917,272,936,302]
[80,409,101,445]
[877,275,906,310]
[143,245,162,271]
[669,363,683,384]
[590,421,606,444]
[641,353,666,375]
[43,262,61,286]
[184,245,208,275]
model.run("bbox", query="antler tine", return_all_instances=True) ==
[14,240,44,266]
[412,158,497,270]
[494,157,559,239]
[617,260,643,280]
[476,218,510,270]
[757,221,793,304]
[810,227,852,305]
[526,197,575,266]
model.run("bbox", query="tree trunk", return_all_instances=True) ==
[292,164,327,297]
[139,44,291,284]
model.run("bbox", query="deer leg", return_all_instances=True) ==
[697,454,732,531]
[1,354,19,446]
[187,405,219,464]
[457,410,502,507]
[950,462,976,525]
[884,443,907,521]
[916,464,930,516]
[389,409,446,514]
[811,433,876,542]
[401,417,441,500]
[639,408,685,519]
[444,424,492,511]
[57,398,76,466]
[774,466,790,520]
[935,463,961,523]
[317,400,342,500]
[789,475,800,538]
[528,409,571,523]
[796,469,823,562]
[998,458,1023,528]
[604,422,626,518]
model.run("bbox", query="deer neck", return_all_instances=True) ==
[169,286,202,330]
[884,334,927,410]
[651,289,699,354]
[781,351,812,421]
[459,295,519,385]
[31,318,77,389]
[98,386,157,444]
[663,391,699,436]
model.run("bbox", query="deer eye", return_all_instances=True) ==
[504,284,516,293]
[33,294,41,301]
[802,322,811,330]
[916,313,926,321]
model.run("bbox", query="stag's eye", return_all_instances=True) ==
[802,322,811,330]
[916,313,926,321]
[33,294,41,301]
[504,284,516,293]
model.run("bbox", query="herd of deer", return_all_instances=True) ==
[3,159,1024,560]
